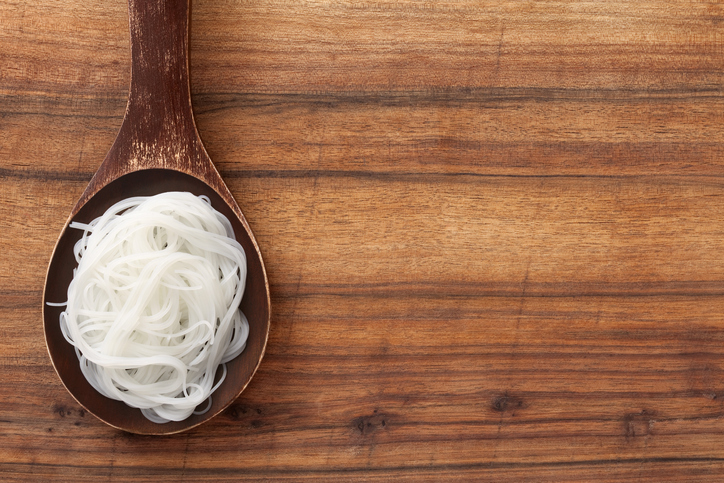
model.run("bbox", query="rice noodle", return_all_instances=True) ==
[53,192,249,423]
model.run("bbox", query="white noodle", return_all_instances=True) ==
[53,192,248,423]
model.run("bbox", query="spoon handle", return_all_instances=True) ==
[126,0,198,148]
[76,0,212,212]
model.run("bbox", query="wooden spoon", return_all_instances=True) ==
[42,0,270,435]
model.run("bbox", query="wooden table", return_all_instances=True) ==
[2,0,724,480]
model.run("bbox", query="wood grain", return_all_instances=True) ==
[2,0,724,480]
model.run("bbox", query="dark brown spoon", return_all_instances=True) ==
[42,0,270,435]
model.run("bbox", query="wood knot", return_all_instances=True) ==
[623,409,656,439]
[352,410,388,435]
[491,394,525,413]
[227,404,262,420]
[226,404,265,429]
[52,404,71,418]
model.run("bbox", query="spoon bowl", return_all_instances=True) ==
[42,0,270,435]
